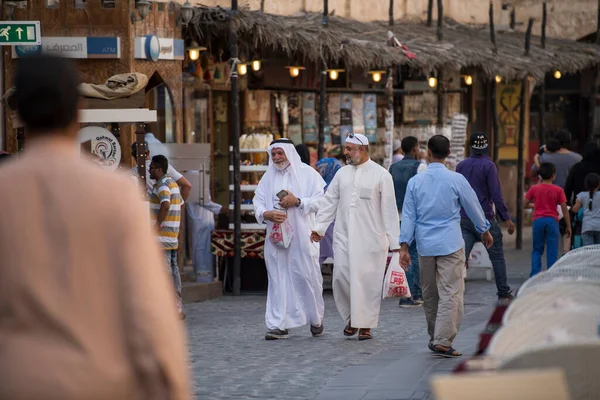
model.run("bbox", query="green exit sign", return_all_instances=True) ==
[0,21,41,46]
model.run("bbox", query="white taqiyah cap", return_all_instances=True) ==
[345,133,369,146]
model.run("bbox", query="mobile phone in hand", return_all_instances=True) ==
[277,190,288,199]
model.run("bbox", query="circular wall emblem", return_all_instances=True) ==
[145,34,160,62]
[77,126,122,172]
[15,45,41,57]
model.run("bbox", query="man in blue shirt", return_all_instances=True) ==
[389,136,427,308]
[457,132,515,299]
[400,135,492,358]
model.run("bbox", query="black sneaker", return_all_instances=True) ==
[265,329,289,340]
[498,291,514,300]
[310,324,324,337]
[399,298,421,308]
[413,295,424,305]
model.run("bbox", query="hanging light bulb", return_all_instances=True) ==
[329,70,339,80]
[428,77,437,88]
[553,70,562,79]
[238,63,248,76]
[368,70,385,83]
[464,75,473,85]
[252,60,261,71]
[185,41,206,61]
[285,66,304,78]
[495,75,502,83]
[189,49,200,61]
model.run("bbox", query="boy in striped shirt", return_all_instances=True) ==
[149,155,185,319]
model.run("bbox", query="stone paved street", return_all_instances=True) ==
[185,228,532,399]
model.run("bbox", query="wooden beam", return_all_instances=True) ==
[524,18,534,56]
[318,0,328,160]
[427,0,433,27]
[516,76,527,250]
[539,1,547,147]
[491,80,500,163]
[436,0,443,41]
[489,0,498,54]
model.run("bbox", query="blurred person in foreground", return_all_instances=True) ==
[0,55,189,400]
[315,157,343,264]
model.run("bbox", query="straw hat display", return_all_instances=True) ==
[504,281,600,324]
[489,313,600,358]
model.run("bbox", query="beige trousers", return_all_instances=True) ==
[419,248,465,348]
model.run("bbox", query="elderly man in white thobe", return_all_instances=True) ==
[309,133,401,341]
[254,139,327,340]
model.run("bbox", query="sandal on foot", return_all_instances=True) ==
[358,329,373,341]
[343,323,358,337]
[432,345,462,358]
[310,324,324,337]
[428,342,436,352]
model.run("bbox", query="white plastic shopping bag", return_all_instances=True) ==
[382,252,412,299]
[269,221,294,249]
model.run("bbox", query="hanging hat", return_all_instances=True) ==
[470,132,489,154]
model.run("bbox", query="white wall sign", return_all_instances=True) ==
[41,37,87,58]
[134,36,184,61]
[77,126,122,172]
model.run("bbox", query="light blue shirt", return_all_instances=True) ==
[400,163,491,257]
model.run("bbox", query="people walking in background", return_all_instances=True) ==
[524,163,571,277]
[131,141,192,201]
[571,173,600,246]
[532,130,582,188]
[392,139,404,164]
[310,133,400,341]
[149,155,185,319]
[295,143,311,166]
[389,136,427,308]
[254,139,326,340]
[456,132,514,300]
[564,141,600,204]
[315,157,343,265]
[0,54,189,399]
[400,135,493,358]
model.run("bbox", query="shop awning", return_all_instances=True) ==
[187,7,600,81]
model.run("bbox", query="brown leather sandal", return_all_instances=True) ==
[343,322,358,337]
[358,329,373,341]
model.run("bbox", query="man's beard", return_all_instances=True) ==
[274,161,290,170]
[346,156,360,165]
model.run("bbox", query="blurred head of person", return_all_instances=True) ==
[393,139,403,155]
[583,141,600,160]
[13,54,80,140]
[131,141,150,159]
[401,136,419,158]
[149,155,168,180]
[295,144,310,166]
[545,138,561,153]
[427,135,450,162]
[555,129,572,150]
[538,162,556,182]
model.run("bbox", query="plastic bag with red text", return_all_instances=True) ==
[382,252,411,299]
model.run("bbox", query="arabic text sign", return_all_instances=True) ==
[12,37,121,59]
[0,21,41,45]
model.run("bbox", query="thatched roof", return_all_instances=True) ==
[188,7,600,82]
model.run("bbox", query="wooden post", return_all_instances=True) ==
[588,0,600,141]
[318,0,328,160]
[539,0,547,147]
[491,80,500,163]
[384,0,395,169]
[516,18,534,250]
[489,0,497,54]
[427,0,433,27]
[230,0,242,296]
[510,7,516,30]
[436,0,443,41]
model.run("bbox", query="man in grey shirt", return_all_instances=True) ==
[533,130,582,188]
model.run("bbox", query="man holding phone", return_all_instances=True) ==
[253,139,327,340]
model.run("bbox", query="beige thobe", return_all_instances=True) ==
[0,138,190,400]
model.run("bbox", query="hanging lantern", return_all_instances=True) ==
[186,41,206,61]
[553,70,562,79]
[428,77,437,88]
[328,69,344,81]
[368,70,386,83]
[252,60,261,71]
[495,75,502,83]
[238,63,248,76]
[464,75,473,85]
[285,66,305,78]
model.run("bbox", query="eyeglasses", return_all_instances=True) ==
[345,133,364,145]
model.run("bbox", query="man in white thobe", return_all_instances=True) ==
[254,139,326,340]
[310,133,401,341]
